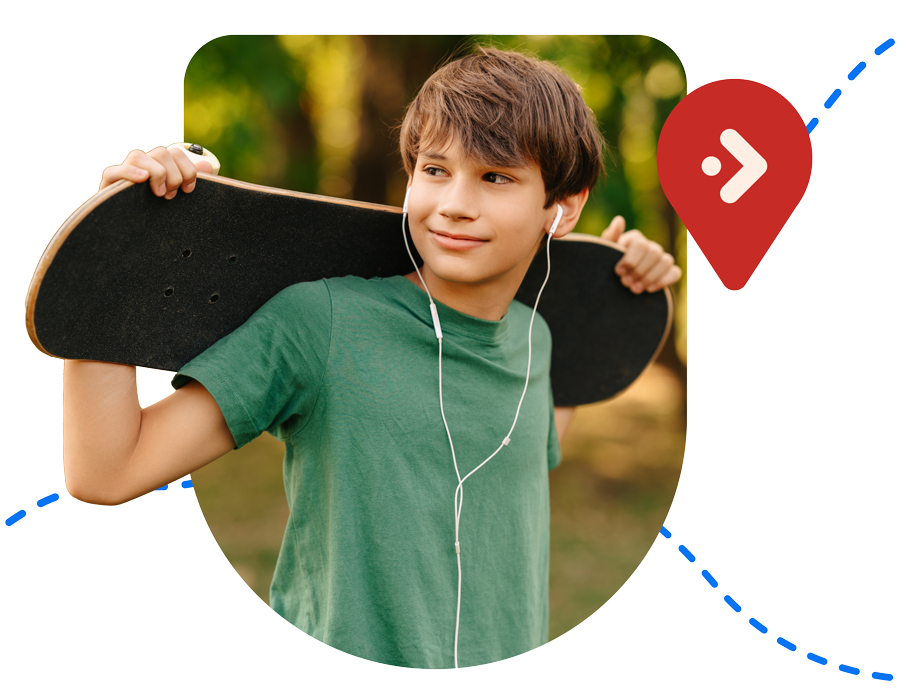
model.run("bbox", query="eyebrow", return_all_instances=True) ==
[419,151,448,161]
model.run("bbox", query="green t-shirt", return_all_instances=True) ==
[173,275,561,668]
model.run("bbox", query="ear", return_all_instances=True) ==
[546,187,590,239]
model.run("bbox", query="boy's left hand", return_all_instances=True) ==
[601,216,682,294]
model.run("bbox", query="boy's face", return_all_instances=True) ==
[407,140,559,296]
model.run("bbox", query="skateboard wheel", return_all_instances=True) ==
[169,142,220,175]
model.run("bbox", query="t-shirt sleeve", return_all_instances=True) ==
[171,280,332,448]
[547,384,562,471]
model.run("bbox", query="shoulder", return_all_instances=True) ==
[321,275,410,311]
[255,278,332,316]
[272,278,331,303]
[233,280,333,338]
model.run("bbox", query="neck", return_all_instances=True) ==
[402,268,508,321]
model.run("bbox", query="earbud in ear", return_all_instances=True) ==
[403,187,411,214]
[548,204,564,237]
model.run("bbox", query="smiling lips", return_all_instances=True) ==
[430,230,488,251]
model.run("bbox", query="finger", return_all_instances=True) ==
[99,163,150,191]
[647,265,682,293]
[614,232,649,278]
[168,146,200,193]
[600,215,626,242]
[119,149,169,197]
[639,252,675,290]
[148,146,184,200]
[630,240,666,283]
[646,269,681,294]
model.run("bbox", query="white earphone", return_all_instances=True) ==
[548,202,563,237]
[402,192,561,668]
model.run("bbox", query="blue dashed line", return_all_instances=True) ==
[807,37,893,133]
[662,526,894,680]
[848,62,866,80]
[778,637,797,652]
[8,484,193,529]
[875,38,894,55]
[37,493,59,507]
[750,618,767,634]
[5,510,25,526]
[824,89,842,108]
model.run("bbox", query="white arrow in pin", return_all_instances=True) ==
[701,129,768,204]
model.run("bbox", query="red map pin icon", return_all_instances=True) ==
[657,79,813,290]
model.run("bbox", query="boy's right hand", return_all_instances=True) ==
[99,146,214,200]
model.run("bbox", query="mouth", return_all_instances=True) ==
[429,230,488,251]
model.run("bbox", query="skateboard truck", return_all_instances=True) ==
[169,142,221,175]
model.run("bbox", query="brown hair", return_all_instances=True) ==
[399,46,605,208]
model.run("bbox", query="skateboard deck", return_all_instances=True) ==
[26,174,672,406]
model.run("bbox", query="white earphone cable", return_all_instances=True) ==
[402,200,559,668]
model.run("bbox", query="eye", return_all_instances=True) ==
[484,172,513,184]
[423,165,448,177]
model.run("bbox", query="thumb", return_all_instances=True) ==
[601,215,626,242]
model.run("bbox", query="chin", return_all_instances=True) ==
[427,260,489,285]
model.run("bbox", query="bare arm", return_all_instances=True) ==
[63,360,235,505]
[63,146,231,505]
[554,406,576,444]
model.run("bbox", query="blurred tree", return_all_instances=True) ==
[185,35,318,192]
[354,36,468,206]
[25,33,175,175]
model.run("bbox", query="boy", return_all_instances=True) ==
[64,47,681,668]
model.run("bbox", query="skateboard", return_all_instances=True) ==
[25,174,673,406]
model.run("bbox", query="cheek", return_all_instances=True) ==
[499,209,546,250]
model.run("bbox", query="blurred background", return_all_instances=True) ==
[185,35,687,642]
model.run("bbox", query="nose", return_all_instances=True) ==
[436,177,478,222]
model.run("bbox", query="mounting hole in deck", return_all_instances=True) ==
[182,249,192,259]
[164,287,174,297]
[227,255,237,264]
[209,293,219,304]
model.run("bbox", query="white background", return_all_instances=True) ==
[3,3,898,693]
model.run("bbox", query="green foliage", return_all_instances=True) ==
[25,33,175,175]
[184,35,687,362]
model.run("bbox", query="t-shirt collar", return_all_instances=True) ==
[385,275,511,344]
